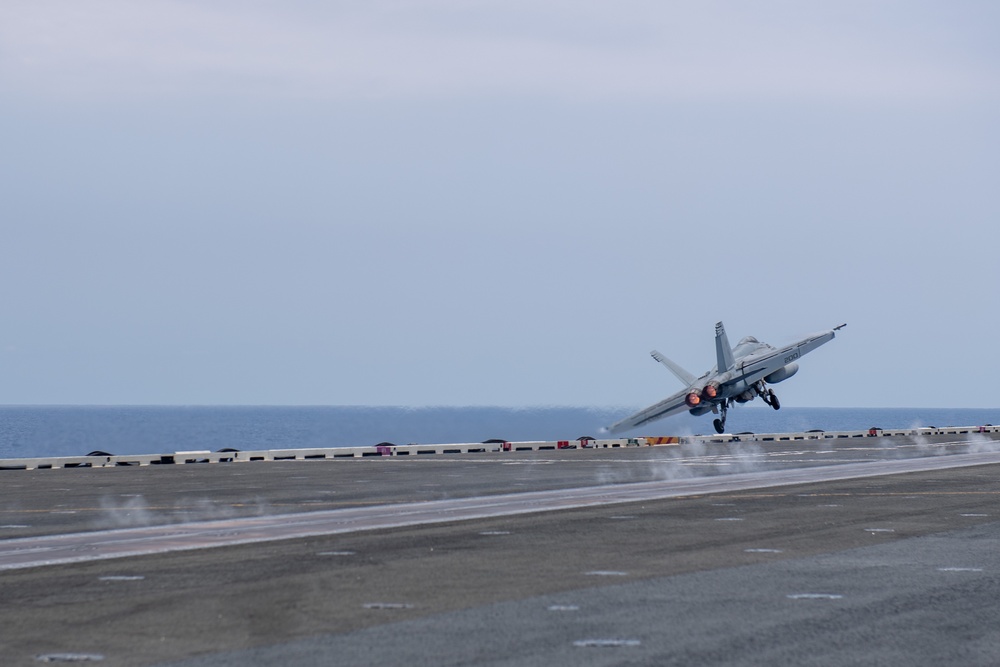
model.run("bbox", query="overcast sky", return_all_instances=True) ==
[2,1,998,408]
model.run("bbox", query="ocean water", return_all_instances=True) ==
[0,405,997,460]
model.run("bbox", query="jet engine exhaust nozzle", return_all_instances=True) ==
[685,392,701,408]
[701,383,719,400]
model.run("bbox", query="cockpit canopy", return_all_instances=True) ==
[733,335,770,359]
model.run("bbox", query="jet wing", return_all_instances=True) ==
[734,327,841,380]
[607,389,692,434]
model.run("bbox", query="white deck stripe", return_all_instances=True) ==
[3,452,1000,571]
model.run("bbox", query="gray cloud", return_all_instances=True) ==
[1,1,996,102]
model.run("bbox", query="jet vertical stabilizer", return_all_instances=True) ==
[650,350,696,386]
[715,321,735,372]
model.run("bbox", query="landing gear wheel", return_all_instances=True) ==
[769,389,780,411]
[714,418,725,434]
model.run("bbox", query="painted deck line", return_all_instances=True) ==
[2,451,1000,571]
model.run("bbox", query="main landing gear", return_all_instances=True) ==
[762,387,781,411]
[713,403,729,434]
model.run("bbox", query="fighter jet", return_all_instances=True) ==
[608,322,846,435]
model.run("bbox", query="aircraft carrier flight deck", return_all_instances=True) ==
[3,427,1000,666]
